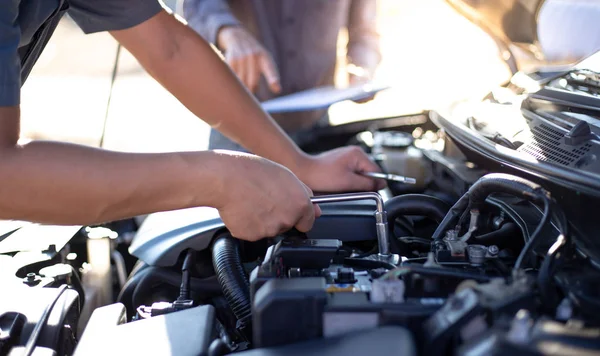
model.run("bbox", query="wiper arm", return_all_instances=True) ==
[565,69,600,93]
[466,117,518,149]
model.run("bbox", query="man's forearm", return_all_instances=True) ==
[111,11,308,172]
[0,139,224,225]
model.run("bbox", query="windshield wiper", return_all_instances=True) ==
[466,117,518,149]
[564,69,600,95]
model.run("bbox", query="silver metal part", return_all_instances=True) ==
[375,211,388,256]
[359,171,417,184]
[507,310,534,344]
[288,267,302,278]
[371,279,405,303]
[468,245,487,265]
[459,210,480,242]
[446,240,468,257]
[371,253,401,265]
[311,192,391,256]
[487,245,499,257]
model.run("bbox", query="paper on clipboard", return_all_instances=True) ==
[260,83,390,114]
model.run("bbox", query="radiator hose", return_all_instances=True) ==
[383,194,450,254]
[432,173,549,240]
[211,233,252,332]
[384,194,450,226]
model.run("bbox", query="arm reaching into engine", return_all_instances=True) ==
[110,10,384,193]
[0,5,381,241]
[0,107,317,241]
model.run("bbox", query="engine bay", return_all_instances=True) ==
[3,57,600,355]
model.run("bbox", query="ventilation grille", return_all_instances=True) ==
[518,123,592,166]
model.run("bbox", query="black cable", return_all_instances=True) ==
[131,269,220,311]
[514,197,551,270]
[118,266,220,318]
[537,203,570,307]
[467,116,517,149]
[537,234,567,308]
[179,249,196,301]
[99,43,121,148]
[22,285,69,356]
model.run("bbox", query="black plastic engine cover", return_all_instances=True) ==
[74,304,217,356]
[252,278,327,348]
[131,201,377,268]
[240,326,416,356]
[273,238,342,270]
[0,287,80,356]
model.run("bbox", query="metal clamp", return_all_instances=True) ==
[311,192,393,259]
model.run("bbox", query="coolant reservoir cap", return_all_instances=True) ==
[374,131,414,149]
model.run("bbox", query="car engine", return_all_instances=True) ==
[3,57,600,356]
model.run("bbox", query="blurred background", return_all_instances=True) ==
[19,0,525,153]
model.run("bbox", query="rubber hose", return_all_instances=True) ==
[384,194,450,226]
[468,173,547,208]
[514,198,551,270]
[118,266,220,318]
[432,173,548,240]
[475,222,520,244]
[211,233,252,329]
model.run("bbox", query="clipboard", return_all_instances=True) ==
[261,83,390,114]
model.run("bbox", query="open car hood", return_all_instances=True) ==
[446,0,546,72]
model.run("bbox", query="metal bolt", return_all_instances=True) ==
[488,245,499,256]
[23,272,39,286]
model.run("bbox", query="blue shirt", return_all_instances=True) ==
[0,0,163,107]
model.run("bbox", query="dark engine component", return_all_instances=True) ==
[238,326,417,356]
[268,238,343,270]
[212,233,252,337]
[458,313,600,356]
[217,173,591,355]
[73,303,218,356]
[432,173,550,241]
[0,287,80,356]
[384,194,450,225]
[252,278,327,348]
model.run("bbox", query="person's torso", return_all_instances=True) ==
[229,0,352,131]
